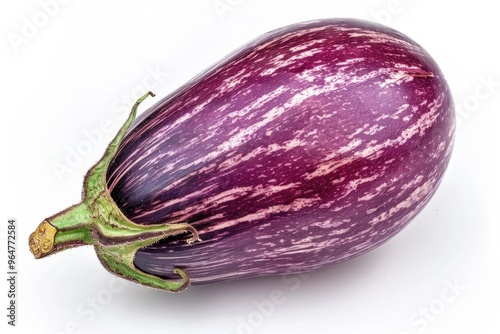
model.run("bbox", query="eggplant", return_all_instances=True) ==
[29,18,455,292]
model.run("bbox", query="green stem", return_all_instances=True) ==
[54,228,93,248]
[49,201,93,230]
[29,201,94,258]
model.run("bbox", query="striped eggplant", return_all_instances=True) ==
[29,18,455,292]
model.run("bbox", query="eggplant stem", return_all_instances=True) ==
[29,91,200,292]
[29,201,93,258]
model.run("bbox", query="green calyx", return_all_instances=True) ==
[28,92,200,292]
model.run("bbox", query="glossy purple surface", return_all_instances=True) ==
[106,19,455,284]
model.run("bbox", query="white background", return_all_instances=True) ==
[1,0,499,333]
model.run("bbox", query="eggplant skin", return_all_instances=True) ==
[106,19,455,284]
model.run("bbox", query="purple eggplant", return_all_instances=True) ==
[29,18,455,292]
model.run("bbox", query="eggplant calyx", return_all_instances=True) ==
[95,222,196,292]
[29,91,200,292]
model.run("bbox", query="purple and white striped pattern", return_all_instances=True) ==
[106,19,455,284]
